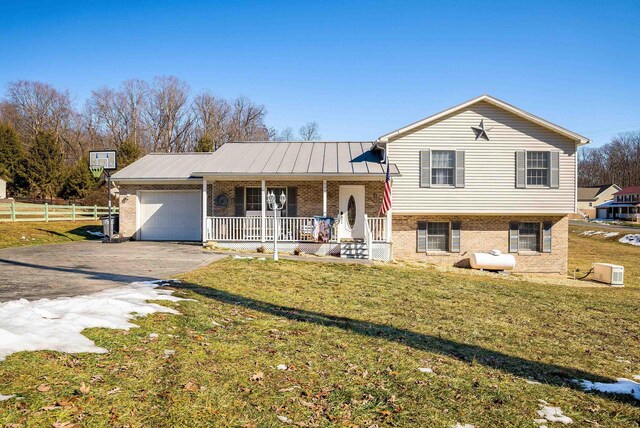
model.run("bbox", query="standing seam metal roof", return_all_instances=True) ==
[111,142,399,180]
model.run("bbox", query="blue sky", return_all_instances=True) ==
[1,0,639,146]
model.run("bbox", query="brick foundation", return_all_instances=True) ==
[392,214,569,274]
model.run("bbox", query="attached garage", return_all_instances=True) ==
[138,191,202,241]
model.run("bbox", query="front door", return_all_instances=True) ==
[339,185,365,240]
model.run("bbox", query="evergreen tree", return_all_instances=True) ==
[0,123,28,195]
[194,135,214,152]
[118,138,143,168]
[27,132,65,200]
[60,156,99,200]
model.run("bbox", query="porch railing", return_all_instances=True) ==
[207,216,335,242]
[206,215,387,242]
[367,217,386,242]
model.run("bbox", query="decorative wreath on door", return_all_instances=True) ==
[215,193,229,208]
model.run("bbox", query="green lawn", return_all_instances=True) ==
[0,225,638,426]
[0,220,102,249]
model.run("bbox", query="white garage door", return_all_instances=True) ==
[139,191,201,241]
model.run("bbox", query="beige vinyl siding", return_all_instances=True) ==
[387,101,577,214]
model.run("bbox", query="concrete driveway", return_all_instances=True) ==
[0,241,224,302]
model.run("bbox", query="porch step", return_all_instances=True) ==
[340,242,369,259]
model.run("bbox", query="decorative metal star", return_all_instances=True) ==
[471,119,490,141]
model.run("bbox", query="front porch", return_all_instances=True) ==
[200,179,392,261]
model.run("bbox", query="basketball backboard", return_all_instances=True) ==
[89,150,117,170]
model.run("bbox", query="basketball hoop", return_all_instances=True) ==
[90,165,104,178]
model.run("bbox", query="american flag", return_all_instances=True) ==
[379,159,392,215]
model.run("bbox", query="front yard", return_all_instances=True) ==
[0,225,638,426]
[0,221,102,249]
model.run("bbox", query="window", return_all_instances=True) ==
[427,222,449,251]
[245,187,287,213]
[432,151,455,186]
[245,188,262,212]
[518,222,540,252]
[526,151,549,186]
[589,202,593,207]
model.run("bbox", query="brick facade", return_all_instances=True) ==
[392,214,569,274]
[119,182,569,274]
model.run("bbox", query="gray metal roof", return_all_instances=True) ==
[111,153,214,180]
[112,142,399,181]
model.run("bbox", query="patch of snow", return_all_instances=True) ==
[633,375,640,380]
[277,414,293,424]
[418,367,433,373]
[0,281,188,361]
[86,230,104,237]
[163,349,176,358]
[603,232,619,238]
[148,333,159,339]
[453,424,475,428]
[0,393,16,401]
[233,255,254,259]
[277,364,288,371]
[576,377,640,400]
[619,234,640,246]
[525,379,542,385]
[257,257,266,261]
[536,405,573,424]
[20,236,26,240]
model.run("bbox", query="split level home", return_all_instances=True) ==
[576,184,620,219]
[112,95,590,274]
[595,186,640,222]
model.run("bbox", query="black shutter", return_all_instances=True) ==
[234,187,244,216]
[287,187,297,217]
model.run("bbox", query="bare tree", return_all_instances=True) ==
[6,80,73,141]
[299,121,321,141]
[88,79,148,150]
[579,130,640,187]
[192,91,231,150]
[144,76,194,152]
[227,96,269,142]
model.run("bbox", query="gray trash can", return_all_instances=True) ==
[100,215,119,238]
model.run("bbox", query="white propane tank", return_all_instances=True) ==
[470,251,516,271]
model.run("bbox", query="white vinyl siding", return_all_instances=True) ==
[387,101,577,214]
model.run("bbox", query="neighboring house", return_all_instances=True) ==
[595,186,640,222]
[112,95,589,273]
[0,178,6,199]
[577,184,621,218]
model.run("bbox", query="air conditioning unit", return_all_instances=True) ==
[592,263,624,286]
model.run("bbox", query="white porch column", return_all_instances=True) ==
[261,179,266,242]
[201,178,207,244]
[322,179,327,217]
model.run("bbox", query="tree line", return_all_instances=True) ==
[0,77,320,202]
[578,131,640,188]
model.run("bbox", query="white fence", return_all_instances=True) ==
[0,201,117,222]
